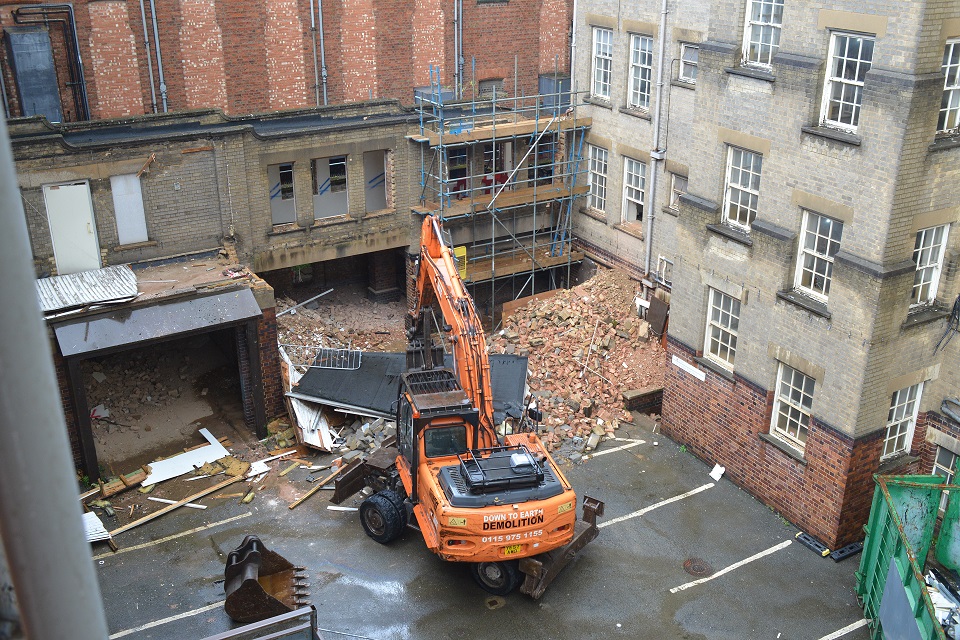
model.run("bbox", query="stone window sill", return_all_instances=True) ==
[362,208,396,220]
[930,135,960,153]
[311,214,353,228]
[268,223,303,236]
[724,66,775,83]
[661,205,680,218]
[695,356,735,382]
[776,289,832,320]
[671,79,696,90]
[584,96,613,110]
[901,304,951,330]
[613,221,644,240]
[114,240,158,251]
[579,206,607,223]
[878,453,919,475]
[706,223,753,247]
[801,125,862,146]
[618,107,652,121]
[759,433,807,465]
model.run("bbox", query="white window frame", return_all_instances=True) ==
[704,288,741,368]
[939,38,960,134]
[679,43,699,83]
[820,32,875,132]
[722,146,762,230]
[622,157,646,223]
[882,383,923,459]
[670,174,688,210]
[588,145,609,211]
[770,363,815,450]
[742,0,784,68]
[911,224,950,307]
[934,445,959,512]
[591,27,614,100]
[628,34,654,110]
[794,210,843,301]
[657,256,673,286]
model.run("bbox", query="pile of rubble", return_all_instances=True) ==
[489,266,665,451]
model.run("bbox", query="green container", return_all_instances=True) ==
[855,475,951,640]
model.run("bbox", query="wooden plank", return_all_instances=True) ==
[109,475,243,536]
[288,461,359,510]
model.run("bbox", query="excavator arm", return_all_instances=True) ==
[411,215,498,448]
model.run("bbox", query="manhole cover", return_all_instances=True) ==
[683,557,714,577]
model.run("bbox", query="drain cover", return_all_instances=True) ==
[683,557,714,577]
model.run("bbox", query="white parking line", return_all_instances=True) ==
[583,439,646,460]
[93,512,253,560]
[598,483,714,529]
[109,601,224,638]
[816,619,869,640]
[669,539,793,593]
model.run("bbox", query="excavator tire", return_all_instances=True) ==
[360,491,405,544]
[471,560,521,596]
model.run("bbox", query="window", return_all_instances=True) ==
[628,35,654,110]
[310,156,348,219]
[771,364,815,450]
[882,383,922,459]
[670,174,688,209]
[679,44,699,83]
[588,145,608,211]
[722,147,762,230]
[705,289,741,367]
[939,39,960,134]
[742,0,783,68]
[794,211,843,300]
[820,32,875,131]
[424,425,468,458]
[657,256,673,286]
[622,157,646,222]
[268,162,296,225]
[110,174,148,245]
[592,27,613,99]
[934,446,959,512]
[277,163,294,200]
[911,224,949,306]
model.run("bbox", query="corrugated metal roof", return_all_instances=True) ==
[36,264,139,316]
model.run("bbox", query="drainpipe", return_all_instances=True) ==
[453,0,459,98]
[309,0,321,106]
[569,0,578,89]
[317,0,328,105]
[148,0,168,111]
[138,0,158,113]
[644,0,669,275]
[0,116,109,640]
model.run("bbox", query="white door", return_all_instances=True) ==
[44,181,100,274]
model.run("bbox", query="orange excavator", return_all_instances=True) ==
[333,215,603,597]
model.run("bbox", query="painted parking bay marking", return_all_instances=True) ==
[93,512,253,560]
[109,601,224,638]
[598,483,714,529]
[816,619,869,640]
[582,437,646,460]
[669,539,793,593]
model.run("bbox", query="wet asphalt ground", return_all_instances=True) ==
[93,418,872,640]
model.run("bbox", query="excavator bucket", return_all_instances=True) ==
[224,535,310,623]
[518,495,605,599]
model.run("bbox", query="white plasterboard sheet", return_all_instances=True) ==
[82,512,112,542]
[142,428,229,485]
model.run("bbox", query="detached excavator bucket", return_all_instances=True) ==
[224,535,310,623]
[518,495,605,599]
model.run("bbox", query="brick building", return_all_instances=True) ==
[572,0,960,547]
[2,1,579,474]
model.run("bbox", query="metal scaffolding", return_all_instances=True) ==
[410,64,590,326]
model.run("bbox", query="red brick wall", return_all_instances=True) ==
[87,1,143,118]
[340,0,377,102]
[538,0,571,74]
[178,0,228,110]
[258,307,285,419]
[217,0,270,113]
[411,0,446,89]
[662,337,873,548]
[264,0,309,110]
[52,341,83,468]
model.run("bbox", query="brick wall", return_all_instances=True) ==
[663,337,867,548]
[367,248,402,302]
[87,1,143,118]
[264,0,308,110]
[51,341,83,468]
[178,0,228,110]
[258,306,285,419]
[340,0,377,102]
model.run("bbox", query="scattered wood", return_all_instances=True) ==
[288,466,345,510]
[279,462,300,477]
[213,493,244,499]
[110,475,242,536]
[141,428,230,485]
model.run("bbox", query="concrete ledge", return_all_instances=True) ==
[724,66,775,83]
[695,356,735,382]
[801,126,861,146]
[707,223,753,247]
[902,305,951,330]
[623,386,663,414]
[752,219,795,243]
[776,289,831,319]
[758,433,807,465]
